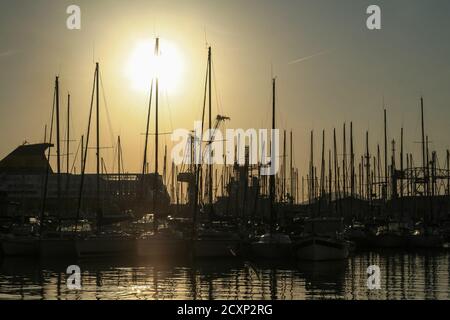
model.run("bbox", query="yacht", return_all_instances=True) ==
[368,221,409,248]
[295,218,350,261]
[1,220,40,257]
[192,227,241,258]
[136,228,188,258]
[75,230,135,258]
[250,232,293,259]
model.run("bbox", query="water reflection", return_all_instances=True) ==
[1,252,450,300]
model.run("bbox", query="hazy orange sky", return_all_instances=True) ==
[1,0,450,178]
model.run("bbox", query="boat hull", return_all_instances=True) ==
[1,238,39,257]
[295,237,349,261]
[136,238,189,257]
[368,233,408,248]
[40,239,76,257]
[408,234,443,249]
[76,238,135,258]
[193,239,240,258]
[250,242,292,259]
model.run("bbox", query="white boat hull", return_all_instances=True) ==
[296,237,349,261]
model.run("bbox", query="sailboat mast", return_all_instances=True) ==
[421,97,427,196]
[270,77,276,234]
[95,62,101,230]
[118,136,122,198]
[400,127,404,219]
[81,135,84,174]
[66,93,70,175]
[310,131,314,204]
[384,108,388,201]
[328,150,332,206]
[366,131,370,203]
[283,130,287,201]
[350,122,354,210]
[333,128,338,214]
[208,46,213,211]
[290,130,293,201]
[66,93,71,218]
[447,150,450,197]
[55,76,61,222]
[40,83,56,234]
[343,123,347,197]
[155,38,160,177]
[320,130,325,199]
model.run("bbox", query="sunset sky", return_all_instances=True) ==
[1,0,450,177]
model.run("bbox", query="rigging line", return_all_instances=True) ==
[211,59,223,115]
[164,89,174,132]
[111,139,118,174]
[121,143,126,174]
[70,137,82,174]
[142,78,154,176]
[201,56,209,136]
[75,66,97,225]
[179,133,193,174]
[40,85,56,231]
[99,70,116,164]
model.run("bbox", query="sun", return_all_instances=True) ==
[125,38,184,94]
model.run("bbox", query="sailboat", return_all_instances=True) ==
[2,79,64,258]
[250,77,293,260]
[294,129,350,261]
[74,62,135,258]
[1,219,40,257]
[39,78,77,258]
[193,222,241,258]
[190,46,241,258]
[407,99,444,249]
[136,38,191,258]
[295,218,350,261]
[367,220,408,248]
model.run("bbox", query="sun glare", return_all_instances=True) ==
[125,39,184,94]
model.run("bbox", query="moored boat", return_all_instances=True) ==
[295,218,350,261]
[408,225,444,249]
[1,236,39,257]
[40,238,76,257]
[136,228,189,257]
[250,233,292,259]
[75,233,135,258]
[295,235,350,261]
[193,228,240,258]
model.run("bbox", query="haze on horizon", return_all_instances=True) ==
[1,0,450,178]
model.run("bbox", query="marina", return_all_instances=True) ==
[1,0,450,301]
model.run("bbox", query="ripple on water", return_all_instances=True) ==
[1,252,450,300]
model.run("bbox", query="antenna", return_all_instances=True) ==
[204,26,209,48]
[92,42,96,64]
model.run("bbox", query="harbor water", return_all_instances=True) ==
[1,250,450,300]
